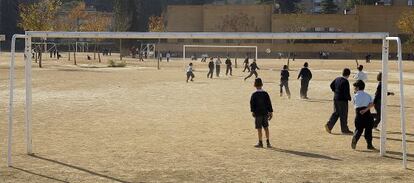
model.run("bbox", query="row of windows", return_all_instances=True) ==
[162,39,383,44]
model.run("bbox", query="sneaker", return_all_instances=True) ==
[288,95,291,99]
[266,143,272,148]
[280,93,283,97]
[351,138,357,149]
[254,142,263,148]
[324,124,331,134]
[367,145,376,150]
[342,130,353,135]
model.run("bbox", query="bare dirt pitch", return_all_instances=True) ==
[0,52,413,182]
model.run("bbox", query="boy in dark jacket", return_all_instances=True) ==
[250,78,273,148]
[244,60,259,81]
[207,58,214,79]
[297,62,312,99]
[325,68,353,134]
[225,57,233,76]
[243,56,250,72]
[280,65,291,99]
[373,72,394,130]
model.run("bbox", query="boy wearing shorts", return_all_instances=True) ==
[250,78,273,148]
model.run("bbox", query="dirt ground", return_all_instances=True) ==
[0,52,413,182]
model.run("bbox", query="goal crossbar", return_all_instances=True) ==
[183,45,258,60]
[7,31,407,169]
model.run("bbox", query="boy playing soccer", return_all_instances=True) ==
[351,80,375,150]
[244,60,259,81]
[280,65,291,99]
[250,78,273,148]
[186,63,195,83]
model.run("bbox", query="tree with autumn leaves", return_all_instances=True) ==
[19,0,111,66]
[397,11,414,43]
[148,16,165,32]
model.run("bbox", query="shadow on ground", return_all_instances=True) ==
[10,166,69,183]
[267,147,341,161]
[29,154,132,183]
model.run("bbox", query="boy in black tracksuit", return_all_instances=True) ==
[297,62,312,99]
[250,78,273,148]
[207,58,214,79]
[225,57,232,76]
[325,68,353,134]
[243,57,250,72]
[373,72,394,129]
[280,65,291,99]
[244,60,259,81]
[351,80,375,150]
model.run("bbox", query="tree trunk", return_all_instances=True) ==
[74,51,77,65]
[39,52,42,68]
[98,51,101,63]
[94,41,97,60]
[119,39,122,61]
[68,44,71,61]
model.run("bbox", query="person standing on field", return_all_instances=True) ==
[243,56,250,72]
[351,80,375,150]
[250,78,273,148]
[353,65,368,82]
[297,62,312,99]
[215,57,222,77]
[207,58,214,79]
[372,72,394,130]
[325,68,353,134]
[280,65,291,99]
[186,63,195,83]
[158,52,163,62]
[166,51,171,62]
[225,57,233,76]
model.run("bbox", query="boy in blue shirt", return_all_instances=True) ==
[250,78,273,148]
[351,80,375,150]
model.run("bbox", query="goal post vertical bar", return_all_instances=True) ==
[395,37,407,169]
[255,46,258,61]
[380,38,389,157]
[183,45,185,61]
[25,36,33,155]
[8,34,22,166]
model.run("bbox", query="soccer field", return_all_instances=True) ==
[0,53,413,182]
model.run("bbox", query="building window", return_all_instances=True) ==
[256,39,265,43]
[178,39,184,43]
[315,27,324,32]
[213,39,221,43]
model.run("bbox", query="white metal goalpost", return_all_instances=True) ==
[182,45,258,61]
[7,32,408,169]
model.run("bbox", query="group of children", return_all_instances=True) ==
[186,57,390,150]
[186,56,260,82]
[250,70,390,150]
[325,66,393,150]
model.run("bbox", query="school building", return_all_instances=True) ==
[159,3,414,59]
